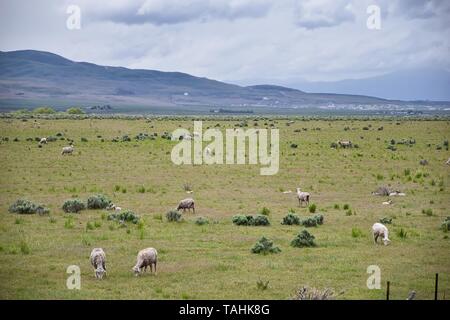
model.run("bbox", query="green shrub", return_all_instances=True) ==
[108,210,140,224]
[260,207,271,216]
[422,208,433,216]
[137,185,146,193]
[334,204,340,209]
[9,199,49,215]
[300,214,324,227]
[308,203,316,213]
[64,216,74,229]
[343,204,350,210]
[195,217,209,225]
[251,237,281,254]
[441,217,450,232]
[20,241,30,255]
[232,214,269,226]
[379,217,393,224]
[281,213,301,225]
[291,230,316,248]
[396,228,408,239]
[351,227,363,238]
[62,199,85,213]
[166,210,182,222]
[256,279,270,290]
[87,194,111,209]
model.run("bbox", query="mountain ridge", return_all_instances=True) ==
[0,50,448,111]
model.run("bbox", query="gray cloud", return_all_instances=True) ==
[294,0,356,29]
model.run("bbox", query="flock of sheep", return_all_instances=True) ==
[295,188,391,247]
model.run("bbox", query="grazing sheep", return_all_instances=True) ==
[177,198,195,214]
[338,140,352,148]
[372,223,391,245]
[61,144,74,155]
[132,247,158,276]
[382,199,393,205]
[296,188,310,207]
[39,137,47,145]
[90,248,106,279]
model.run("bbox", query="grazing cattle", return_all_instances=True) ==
[372,223,391,246]
[132,248,158,276]
[90,248,106,279]
[177,198,195,214]
[296,188,310,207]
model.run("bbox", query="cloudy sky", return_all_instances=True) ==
[0,0,449,87]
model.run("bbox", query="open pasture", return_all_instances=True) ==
[0,117,449,299]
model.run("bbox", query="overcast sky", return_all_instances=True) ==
[0,0,449,86]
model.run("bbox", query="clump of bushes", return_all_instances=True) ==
[281,213,301,225]
[87,194,112,209]
[9,199,49,215]
[108,210,140,224]
[62,199,85,213]
[441,217,450,232]
[291,230,316,248]
[251,237,281,254]
[300,214,324,227]
[232,214,270,226]
[195,216,209,225]
[166,210,182,222]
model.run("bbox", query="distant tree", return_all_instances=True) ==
[33,106,56,114]
[66,107,85,114]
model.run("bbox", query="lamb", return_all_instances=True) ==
[372,223,391,245]
[338,140,352,148]
[39,137,47,145]
[296,188,310,207]
[132,247,158,276]
[177,198,195,214]
[90,248,106,279]
[61,144,74,155]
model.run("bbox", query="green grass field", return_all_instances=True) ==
[0,117,449,299]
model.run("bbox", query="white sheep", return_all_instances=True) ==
[39,137,47,145]
[132,247,158,276]
[382,199,393,205]
[372,223,391,245]
[177,198,195,214]
[296,188,310,207]
[61,144,74,155]
[90,248,106,279]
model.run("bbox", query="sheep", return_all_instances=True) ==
[296,188,310,207]
[177,198,195,214]
[61,144,74,155]
[372,223,391,245]
[382,199,393,205]
[90,248,106,279]
[338,140,352,148]
[106,204,122,211]
[132,247,158,276]
[39,137,47,145]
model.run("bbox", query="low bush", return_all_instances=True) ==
[87,194,111,209]
[379,217,393,224]
[9,199,49,215]
[291,230,316,248]
[108,210,140,224]
[441,217,450,232]
[195,217,209,225]
[62,199,85,213]
[308,203,316,213]
[251,237,281,254]
[166,210,182,222]
[232,214,270,226]
[300,214,324,227]
[281,213,301,225]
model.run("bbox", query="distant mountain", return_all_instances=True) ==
[0,50,448,111]
[289,69,450,101]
